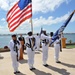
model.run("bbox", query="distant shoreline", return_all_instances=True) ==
[0,33,75,36]
[0,43,75,53]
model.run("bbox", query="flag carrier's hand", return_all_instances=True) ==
[70,10,75,15]
[72,10,75,14]
[74,10,75,13]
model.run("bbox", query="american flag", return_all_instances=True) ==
[6,0,32,32]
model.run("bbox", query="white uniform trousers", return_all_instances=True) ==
[54,44,60,62]
[10,51,19,72]
[42,44,48,65]
[36,43,40,51]
[27,48,35,69]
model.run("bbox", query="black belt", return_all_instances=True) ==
[26,43,31,48]
[26,43,35,48]
[27,46,31,48]
[42,39,46,43]
[14,50,19,51]
[42,42,45,43]
[26,43,35,51]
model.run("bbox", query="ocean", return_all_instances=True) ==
[0,34,75,48]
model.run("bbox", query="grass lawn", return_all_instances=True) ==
[66,44,75,49]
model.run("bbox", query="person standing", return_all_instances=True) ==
[9,34,21,74]
[49,32,54,47]
[54,34,61,63]
[41,30,50,67]
[60,32,64,52]
[18,34,25,52]
[25,32,36,70]
[35,33,40,51]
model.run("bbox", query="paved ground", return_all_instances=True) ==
[0,47,75,75]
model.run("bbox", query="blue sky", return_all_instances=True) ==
[0,0,75,34]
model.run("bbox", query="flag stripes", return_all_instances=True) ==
[7,1,32,32]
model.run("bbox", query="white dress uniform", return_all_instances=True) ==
[54,39,60,62]
[9,40,20,72]
[41,33,50,65]
[49,36,52,45]
[25,35,36,69]
[35,35,40,51]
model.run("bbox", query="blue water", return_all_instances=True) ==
[0,34,75,48]
[0,36,11,48]
[64,34,75,43]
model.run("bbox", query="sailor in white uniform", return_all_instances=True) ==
[35,33,40,51]
[41,30,50,67]
[49,32,54,47]
[25,32,36,70]
[9,35,21,74]
[54,34,61,63]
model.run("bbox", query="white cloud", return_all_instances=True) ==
[0,11,75,34]
[32,0,70,13]
[0,0,18,11]
[32,12,70,27]
[0,25,9,34]
[17,12,75,30]
[0,0,71,13]
[1,18,5,21]
[33,11,75,28]
[0,0,9,11]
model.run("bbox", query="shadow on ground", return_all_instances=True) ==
[59,62,75,68]
[47,65,70,75]
[16,72,26,75]
[38,50,42,52]
[0,56,4,59]
[19,59,27,64]
[35,51,41,54]
[32,69,51,75]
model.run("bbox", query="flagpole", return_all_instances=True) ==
[31,0,33,34]
[30,18,33,34]
[60,33,62,52]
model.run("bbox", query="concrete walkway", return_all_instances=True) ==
[0,47,75,75]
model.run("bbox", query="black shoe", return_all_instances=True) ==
[32,67,36,70]
[56,61,61,63]
[43,64,49,67]
[14,72,17,74]
[16,71,20,73]
[30,68,33,71]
